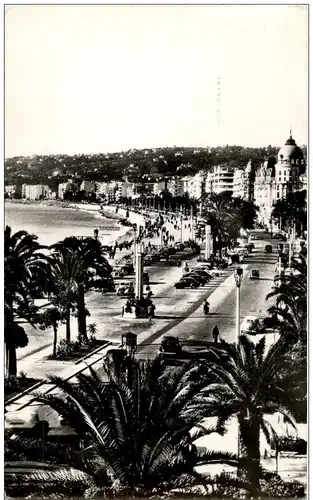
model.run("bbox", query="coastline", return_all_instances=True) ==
[5,198,153,250]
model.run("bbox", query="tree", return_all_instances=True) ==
[265,254,307,343]
[271,190,307,235]
[202,193,240,257]
[24,357,239,496]
[4,226,48,377]
[232,197,259,230]
[37,307,66,358]
[197,337,301,494]
[4,322,28,378]
[49,237,112,342]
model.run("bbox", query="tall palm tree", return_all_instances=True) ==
[202,193,240,257]
[266,254,307,343]
[22,357,239,496]
[193,337,301,494]
[4,226,47,377]
[49,237,113,342]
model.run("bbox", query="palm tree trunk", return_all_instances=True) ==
[239,415,261,495]
[77,283,87,342]
[218,235,222,259]
[53,324,58,357]
[66,308,71,341]
[6,343,17,378]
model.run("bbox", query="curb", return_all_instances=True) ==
[5,341,112,407]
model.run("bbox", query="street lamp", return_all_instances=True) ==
[234,267,243,341]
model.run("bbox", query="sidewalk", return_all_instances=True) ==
[16,209,201,378]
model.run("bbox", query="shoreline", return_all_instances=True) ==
[5,198,153,252]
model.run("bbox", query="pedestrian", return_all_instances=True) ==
[147,305,153,321]
[121,305,125,317]
[212,325,220,343]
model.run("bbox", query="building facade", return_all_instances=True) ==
[232,161,255,201]
[254,132,306,226]
[22,184,50,200]
[204,165,234,195]
[80,180,96,193]
[167,177,184,197]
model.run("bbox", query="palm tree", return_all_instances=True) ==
[49,237,112,342]
[202,193,240,257]
[22,357,239,496]
[4,226,47,377]
[194,337,301,494]
[265,254,307,343]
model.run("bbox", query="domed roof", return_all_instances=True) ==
[277,131,303,164]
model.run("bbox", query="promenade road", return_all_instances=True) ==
[137,232,277,358]
[16,212,198,376]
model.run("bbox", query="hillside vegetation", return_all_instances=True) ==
[5,145,282,186]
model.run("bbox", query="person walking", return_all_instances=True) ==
[203,300,210,315]
[212,325,220,343]
[147,304,154,321]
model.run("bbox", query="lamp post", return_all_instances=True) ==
[190,205,194,240]
[135,242,144,300]
[205,225,211,260]
[180,215,183,243]
[234,267,243,342]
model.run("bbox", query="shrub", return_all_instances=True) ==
[54,339,77,360]
[276,436,307,454]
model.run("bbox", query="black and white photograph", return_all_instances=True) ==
[4,4,308,499]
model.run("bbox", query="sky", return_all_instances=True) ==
[5,5,308,157]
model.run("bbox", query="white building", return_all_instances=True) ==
[185,172,206,199]
[22,184,50,200]
[153,180,166,196]
[205,172,214,195]
[5,185,18,197]
[204,166,234,195]
[254,132,306,226]
[167,177,184,197]
[96,182,109,197]
[232,161,255,201]
[80,180,96,193]
[58,179,79,199]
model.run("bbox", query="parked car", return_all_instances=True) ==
[116,282,134,296]
[184,272,207,286]
[265,244,273,253]
[159,336,182,355]
[249,269,260,279]
[174,277,200,289]
[241,315,260,334]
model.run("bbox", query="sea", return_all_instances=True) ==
[4,202,120,246]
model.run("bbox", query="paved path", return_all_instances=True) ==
[16,208,197,378]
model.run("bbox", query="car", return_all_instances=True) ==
[241,315,260,334]
[192,269,213,279]
[265,244,273,253]
[143,256,155,266]
[116,282,134,296]
[284,267,294,277]
[174,277,200,289]
[143,272,150,284]
[159,336,182,355]
[112,267,125,278]
[249,269,260,279]
[184,272,207,285]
